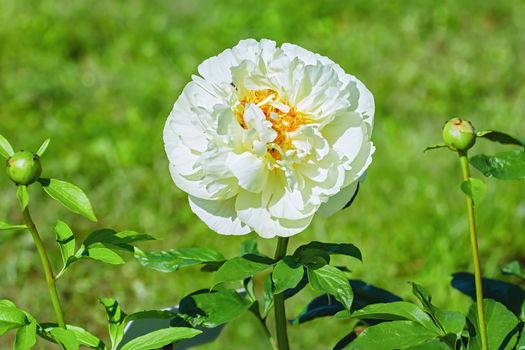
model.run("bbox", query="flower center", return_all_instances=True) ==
[234,89,310,160]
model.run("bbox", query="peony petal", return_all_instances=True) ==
[189,196,251,235]
[235,190,313,238]
[165,137,201,177]
[290,125,330,160]
[197,49,237,85]
[316,181,359,218]
[243,104,277,143]
[354,78,375,128]
[227,152,268,193]
[343,142,375,186]
[169,164,210,199]
[268,188,317,220]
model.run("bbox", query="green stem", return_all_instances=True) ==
[458,151,488,350]
[262,320,279,350]
[250,305,278,350]
[273,237,290,350]
[22,205,66,328]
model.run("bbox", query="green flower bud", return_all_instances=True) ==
[442,118,476,151]
[6,151,42,185]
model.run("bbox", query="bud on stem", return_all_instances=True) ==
[442,118,476,152]
[6,151,42,185]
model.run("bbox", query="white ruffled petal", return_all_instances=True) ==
[354,78,375,127]
[235,190,313,238]
[343,142,375,186]
[189,196,251,235]
[227,152,268,193]
[243,104,277,143]
[168,164,209,199]
[316,181,359,218]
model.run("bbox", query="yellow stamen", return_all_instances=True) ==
[234,89,311,160]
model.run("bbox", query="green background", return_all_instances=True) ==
[0,0,524,349]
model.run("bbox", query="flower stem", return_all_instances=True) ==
[22,205,66,328]
[250,305,278,350]
[273,237,290,350]
[458,151,488,350]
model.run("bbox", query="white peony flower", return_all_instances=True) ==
[164,39,375,238]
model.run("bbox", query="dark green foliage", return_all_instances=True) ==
[176,289,253,328]
[137,247,226,272]
[466,300,520,350]
[470,150,525,180]
[451,273,525,317]
[476,131,524,147]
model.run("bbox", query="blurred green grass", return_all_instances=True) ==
[1,0,524,349]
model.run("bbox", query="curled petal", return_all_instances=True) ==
[227,152,268,193]
[235,190,314,238]
[316,181,359,218]
[189,196,251,235]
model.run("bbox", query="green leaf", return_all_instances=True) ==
[84,229,155,247]
[120,327,201,350]
[404,339,450,350]
[302,280,402,325]
[54,220,76,270]
[78,229,155,266]
[16,186,29,210]
[213,254,273,286]
[0,300,16,308]
[137,248,225,272]
[0,304,28,336]
[0,221,26,231]
[470,150,525,180]
[36,138,50,157]
[242,276,256,303]
[477,130,524,146]
[434,309,465,336]
[260,274,274,318]
[0,134,14,159]
[307,265,353,310]
[424,144,447,152]
[517,326,525,350]
[501,260,525,280]
[293,241,362,268]
[272,257,304,294]
[467,299,520,350]
[178,289,252,328]
[125,310,178,324]
[98,298,126,349]
[296,294,347,325]
[410,283,446,333]
[14,320,37,350]
[346,320,441,350]
[240,238,258,255]
[38,178,97,222]
[451,272,525,318]
[65,325,106,350]
[48,328,79,350]
[349,301,440,333]
[460,178,487,205]
[82,246,126,265]
[411,283,437,313]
